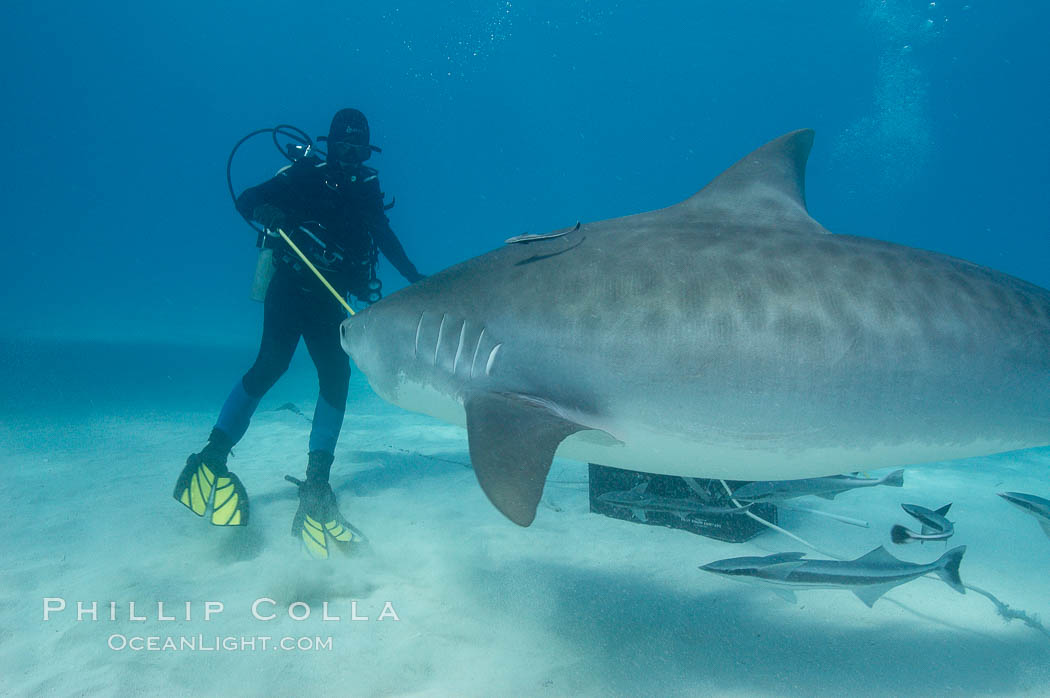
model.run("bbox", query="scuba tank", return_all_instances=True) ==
[250,245,275,302]
[227,125,315,303]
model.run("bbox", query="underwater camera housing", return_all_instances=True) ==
[589,464,776,543]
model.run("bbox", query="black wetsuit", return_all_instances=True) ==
[235,155,421,298]
[213,156,422,458]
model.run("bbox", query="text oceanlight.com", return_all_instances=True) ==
[107,635,334,652]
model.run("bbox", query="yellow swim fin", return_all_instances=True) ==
[174,453,250,526]
[286,475,364,559]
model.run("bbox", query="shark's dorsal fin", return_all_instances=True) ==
[934,503,952,517]
[759,552,808,580]
[855,546,900,567]
[464,392,588,527]
[671,129,825,231]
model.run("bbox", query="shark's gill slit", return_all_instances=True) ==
[470,328,486,379]
[413,312,424,359]
[485,343,503,377]
[434,313,447,365]
[452,321,468,374]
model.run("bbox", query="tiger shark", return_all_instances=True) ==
[340,129,1050,526]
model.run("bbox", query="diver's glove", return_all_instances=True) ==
[253,203,288,232]
[286,465,365,560]
[173,429,249,526]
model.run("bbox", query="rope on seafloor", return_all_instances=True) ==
[776,503,869,528]
[716,479,846,559]
[275,403,312,422]
[964,584,1050,639]
[383,445,472,469]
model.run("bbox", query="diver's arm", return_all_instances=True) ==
[372,217,423,283]
[234,168,301,225]
[364,182,423,283]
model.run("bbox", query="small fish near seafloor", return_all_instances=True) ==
[891,502,955,544]
[998,492,1050,540]
[730,470,905,504]
[597,481,752,523]
[699,545,966,607]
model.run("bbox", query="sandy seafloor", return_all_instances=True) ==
[1,339,1049,697]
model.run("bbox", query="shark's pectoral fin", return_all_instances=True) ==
[464,392,587,527]
[1040,521,1050,540]
[769,587,798,604]
[853,582,901,608]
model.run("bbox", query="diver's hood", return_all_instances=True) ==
[329,108,370,146]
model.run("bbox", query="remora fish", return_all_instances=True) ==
[891,502,954,544]
[340,129,1050,527]
[597,481,752,522]
[699,545,966,606]
[998,492,1050,539]
[505,222,581,245]
[730,469,904,503]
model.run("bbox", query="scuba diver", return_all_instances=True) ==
[173,108,424,559]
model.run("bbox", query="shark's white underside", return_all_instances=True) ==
[390,373,1023,480]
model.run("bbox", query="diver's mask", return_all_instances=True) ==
[329,140,371,166]
[329,127,382,168]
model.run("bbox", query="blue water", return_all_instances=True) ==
[3,2,1050,695]
[3,1,1047,345]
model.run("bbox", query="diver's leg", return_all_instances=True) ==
[287,302,362,557]
[237,271,303,424]
[175,271,302,526]
[206,272,301,461]
[301,311,350,457]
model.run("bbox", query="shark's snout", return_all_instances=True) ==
[339,317,354,356]
[340,315,369,363]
